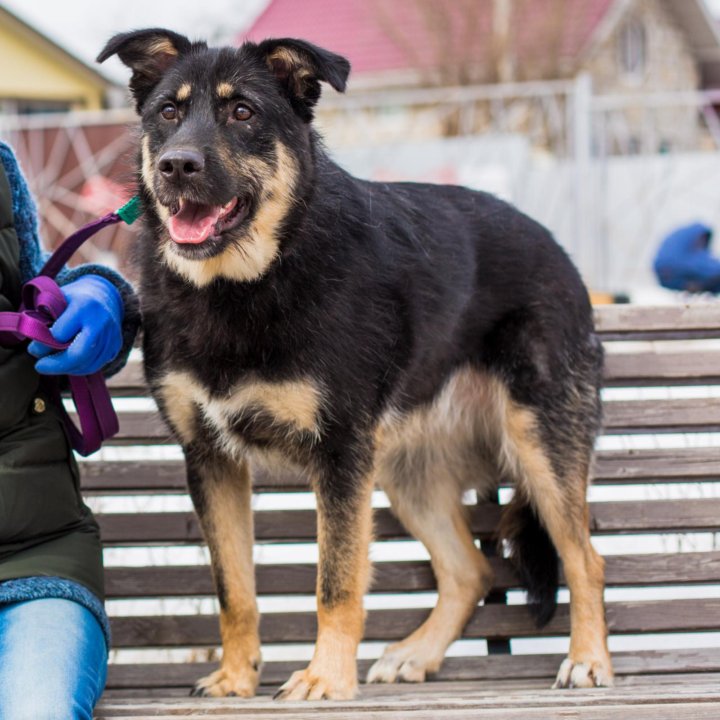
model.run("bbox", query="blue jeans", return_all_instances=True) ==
[0,598,108,720]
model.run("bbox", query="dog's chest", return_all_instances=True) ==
[155,370,323,458]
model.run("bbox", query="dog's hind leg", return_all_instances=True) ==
[184,452,261,698]
[497,386,614,689]
[367,471,494,683]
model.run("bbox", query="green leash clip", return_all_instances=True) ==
[117,196,143,225]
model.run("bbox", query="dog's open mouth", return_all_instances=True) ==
[167,197,250,244]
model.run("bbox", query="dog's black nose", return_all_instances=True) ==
[157,149,205,181]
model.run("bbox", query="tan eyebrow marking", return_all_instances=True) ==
[216,81,234,98]
[176,83,192,101]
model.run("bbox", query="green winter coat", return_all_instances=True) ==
[0,163,104,599]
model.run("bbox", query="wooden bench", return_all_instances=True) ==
[92,304,720,718]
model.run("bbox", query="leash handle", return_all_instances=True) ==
[0,275,121,456]
[0,197,140,455]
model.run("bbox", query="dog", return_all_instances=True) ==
[98,29,614,700]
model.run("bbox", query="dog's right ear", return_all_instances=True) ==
[97,29,192,111]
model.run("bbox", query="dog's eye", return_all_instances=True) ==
[233,104,253,122]
[160,103,177,121]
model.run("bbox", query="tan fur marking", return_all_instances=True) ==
[267,47,303,69]
[368,491,492,683]
[158,370,324,458]
[369,369,496,683]
[141,135,169,222]
[156,372,197,443]
[192,461,260,698]
[375,368,500,499]
[147,38,178,57]
[216,81,234,98]
[164,141,297,286]
[370,366,610,686]
[498,392,613,687]
[267,47,314,96]
[176,83,192,101]
[229,379,322,434]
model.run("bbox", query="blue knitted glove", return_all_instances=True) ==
[27,275,125,375]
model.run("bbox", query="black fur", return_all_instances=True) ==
[501,491,560,627]
[99,31,603,624]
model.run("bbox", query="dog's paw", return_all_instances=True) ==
[190,666,259,698]
[274,667,358,701]
[552,657,614,689]
[366,643,440,683]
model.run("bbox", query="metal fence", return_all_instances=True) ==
[2,77,720,291]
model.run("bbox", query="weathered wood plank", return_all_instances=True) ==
[79,447,720,493]
[106,361,145,396]
[594,304,720,340]
[94,677,720,712]
[92,704,720,720]
[80,461,308,493]
[94,674,720,702]
[602,398,720,434]
[82,397,720,445]
[103,552,720,598]
[93,706,720,720]
[603,351,720,386]
[103,649,720,689]
[591,448,720,483]
[107,598,720,647]
[95,498,720,544]
[95,673,720,699]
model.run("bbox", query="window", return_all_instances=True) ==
[14,99,73,115]
[618,18,647,78]
[0,99,74,115]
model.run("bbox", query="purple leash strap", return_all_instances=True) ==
[0,204,137,456]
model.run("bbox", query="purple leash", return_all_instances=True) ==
[0,197,141,456]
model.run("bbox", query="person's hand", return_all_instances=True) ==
[27,275,124,375]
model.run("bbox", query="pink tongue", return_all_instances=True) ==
[168,202,223,244]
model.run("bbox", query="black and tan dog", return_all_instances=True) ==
[98,29,613,700]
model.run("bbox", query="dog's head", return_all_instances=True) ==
[98,30,350,286]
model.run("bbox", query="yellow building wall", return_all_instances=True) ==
[0,22,105,110]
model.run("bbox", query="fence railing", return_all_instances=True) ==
[2,78,720,291]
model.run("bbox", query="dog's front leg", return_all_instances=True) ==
[184,450,261,698]
[276,464,374,701]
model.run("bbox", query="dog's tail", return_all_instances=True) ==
[498,491,559,627]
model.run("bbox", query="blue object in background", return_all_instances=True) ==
[653,222,720,293]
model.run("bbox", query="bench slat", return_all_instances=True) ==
[603,399,720,434]
[80,461,306,493]
[77,398,720,444]
[604,351,720,386]
[79,448,720,493]
[96,498,720,544]
[104,552,720,598]
[107,598,720,647]
[594,305,720,340]
[102,648,720,688]
[592,448,720,482]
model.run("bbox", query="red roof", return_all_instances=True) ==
[241,0,616,80]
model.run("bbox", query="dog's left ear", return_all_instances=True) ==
[255,38,350,121]
[97,28,193,111]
